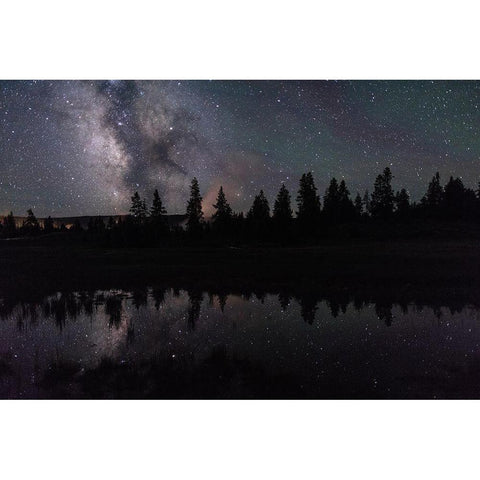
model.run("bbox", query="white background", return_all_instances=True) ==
[1,1,479,478]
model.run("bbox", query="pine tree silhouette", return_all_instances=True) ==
[248,190,270,221]
[395,188,410,217]
[338,179,356,223]
[149,188,168,242]
[370,167,395,220]
[272,183,293,241]
[212,186,233,235]
[443,176,476,220]
[323,178,340,224]
[130,192,148,221]
[247,189,271,240]
[354,192,363,217]
[421,172,443,218]
[296,172,321,236]
[151,189,167,217]
[186,177,204,234]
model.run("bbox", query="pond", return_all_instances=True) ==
[1,286,480,398]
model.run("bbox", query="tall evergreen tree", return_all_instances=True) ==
[273,184,293,224]
[338,179,356,223]
[273,183,293,242]
[212,186,233,233]
[443,176,476,220]
[247,190,270,239]
[130,192,148,221]
[395,189,410,217]
[354,192,363,217]
[186,177,204,233]
[247,190,270,223]
[323,178,355,224]
[296,172,321,234]
[423,172,443,207]
[151,189,167,217]
[370,167,395,220]
[323,178,340,224]
[149,188,168,242]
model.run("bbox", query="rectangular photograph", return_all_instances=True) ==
[1,80,479,399]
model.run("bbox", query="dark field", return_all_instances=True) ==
[2,237,480,293]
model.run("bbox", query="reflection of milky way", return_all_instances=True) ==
[2,80,480,216]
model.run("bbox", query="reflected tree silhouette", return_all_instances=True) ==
[278,292,291,311]
[151,286,167,310]
[105,295,122,328]
[127,319,135,346]
[217,293,227,313]
[375,302,393,326]
[187,289,203,330]
[132,288,148,309]
[298,294,318,324]
[3,282,480,333]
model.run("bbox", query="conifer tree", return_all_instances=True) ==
[338,179,356,222]
[370,167,395,220]
[423,172,443,208]
[186,177,204,233]
[273,183,293,225]
[130,192,148,221]
[272,183,293,242]
[247,190,270,239]
[247,190,270,222]
[443,176,471,219]
[151,189,167,218]
[323,178,340,224]
[395,189,410,217]
[354,192,363,216]
[212,186,233,232]
[296,172,321,234]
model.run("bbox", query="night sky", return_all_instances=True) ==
[1,80,480,217]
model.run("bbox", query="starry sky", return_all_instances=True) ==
[1,80,480,217]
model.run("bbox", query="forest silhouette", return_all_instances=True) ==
[2,167,480,246]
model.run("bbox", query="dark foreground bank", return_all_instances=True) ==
[2,238,480,292]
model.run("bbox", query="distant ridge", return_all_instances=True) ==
[0,214,188,229]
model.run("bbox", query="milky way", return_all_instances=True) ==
[1,80,480,217]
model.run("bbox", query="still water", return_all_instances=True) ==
[1,287,480,398]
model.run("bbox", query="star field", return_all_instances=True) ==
[1,80,480,217]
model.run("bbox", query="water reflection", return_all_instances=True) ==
[0,285,480,398]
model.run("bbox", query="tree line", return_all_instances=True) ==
[2,167,480,245]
